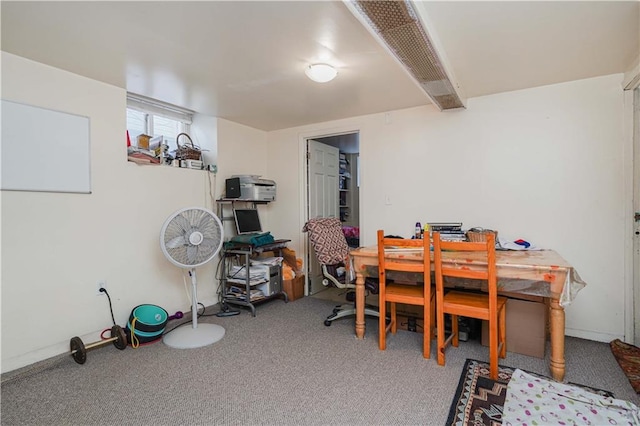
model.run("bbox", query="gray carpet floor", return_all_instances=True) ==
[2,295,638,425]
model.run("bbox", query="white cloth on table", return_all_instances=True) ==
[502,369,640,425]
[561,267,587,307]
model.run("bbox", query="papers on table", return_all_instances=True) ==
[498,236,541,251]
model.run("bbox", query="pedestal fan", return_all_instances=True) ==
[160,207,225,349]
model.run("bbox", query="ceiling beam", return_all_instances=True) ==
[344,0,466,111]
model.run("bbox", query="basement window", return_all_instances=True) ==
[126,93,194,153]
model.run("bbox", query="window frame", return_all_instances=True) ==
[126,93,194,146]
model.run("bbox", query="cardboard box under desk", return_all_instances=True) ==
[482,298,548,358]
[283,274,304,301]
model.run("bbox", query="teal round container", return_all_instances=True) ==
[128,304,168,333]
[125,326,163,344]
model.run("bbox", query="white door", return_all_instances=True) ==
[307,139,339,295]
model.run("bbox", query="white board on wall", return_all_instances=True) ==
[1,100,91,194]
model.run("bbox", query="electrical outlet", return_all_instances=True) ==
[207,164,217,173]
[97,280,106,296]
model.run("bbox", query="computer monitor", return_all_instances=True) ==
[233,208,262,235]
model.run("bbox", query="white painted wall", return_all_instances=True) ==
[214,118,270,238]
[267,74,630,344]
[191,113,218,168]
[0,53,257,372]
[1,51,630,372]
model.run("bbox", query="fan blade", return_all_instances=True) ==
[200,237,216,248]
[165,235,187,249]
[197,212,217,232]
[173,214,192,233]
[197,240,215,259]
[186,245,198,264]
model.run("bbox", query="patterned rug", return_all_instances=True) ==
[446,359,614,426]
[610,339,640,394]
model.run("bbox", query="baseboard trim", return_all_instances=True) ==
[566,327,622,343]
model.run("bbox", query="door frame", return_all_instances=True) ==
[297,125,361,296]
[306,139,340,295]
[631,87,640,344]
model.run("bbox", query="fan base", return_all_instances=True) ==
[162,323,225,349]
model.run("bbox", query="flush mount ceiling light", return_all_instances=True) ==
[305,63,338,83]
[346,0,465,111]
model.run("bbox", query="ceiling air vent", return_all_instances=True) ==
[348,0,465,111]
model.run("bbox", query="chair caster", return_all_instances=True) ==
[324,320,332,326]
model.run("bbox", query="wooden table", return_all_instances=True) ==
[350,246,586,382]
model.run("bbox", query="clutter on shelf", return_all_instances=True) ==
[127,146,161,164]
[173,132,202,162]
[126,131,209,170]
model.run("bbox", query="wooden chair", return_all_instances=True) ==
[432,231,507,379]
[377,230,434,358]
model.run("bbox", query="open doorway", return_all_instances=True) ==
[305,132,360,296]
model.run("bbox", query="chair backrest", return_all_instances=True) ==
[377,230,430,281]
[302,217,349,266]
[432,231,497,299]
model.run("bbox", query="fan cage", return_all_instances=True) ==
[161,207,223,268]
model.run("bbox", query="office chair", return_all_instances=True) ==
[302,217,380,326]
[377,230,434,358]
[433,231,507,379]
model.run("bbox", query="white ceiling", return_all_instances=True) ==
[1,1,638,132]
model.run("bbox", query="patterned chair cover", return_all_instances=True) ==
[304,218,382,327]
[302,217,349,266]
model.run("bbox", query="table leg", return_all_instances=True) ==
[549,297,566,381]
[355,271,365,339]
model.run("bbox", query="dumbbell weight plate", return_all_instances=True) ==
[70,336,86,364]
[112,325,127,350]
